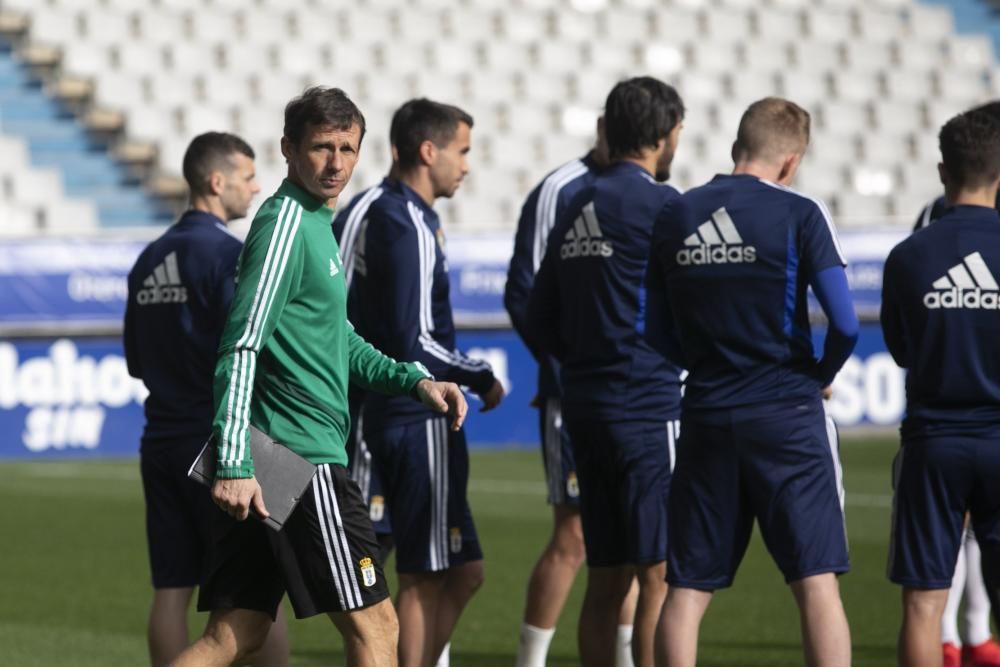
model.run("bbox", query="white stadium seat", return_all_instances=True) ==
[883,70,934,103]
[871,100,925,136]
[0,202,39,236]
[842,41,894,73]
[831,71,882,103]
[754,9,803,40]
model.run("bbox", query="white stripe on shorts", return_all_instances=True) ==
[438,418,450,569]
[824,412,848,549]
[315,465,364,609]
[667,419,679,472]
[544,398,564,503]
[313,465,350,609]
[426,420,442,571]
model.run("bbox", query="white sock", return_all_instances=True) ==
[434,642,450,667]
[515,624,555,667]
[616,624,635,667]
[963,531,993,647]
[942,538,967,646]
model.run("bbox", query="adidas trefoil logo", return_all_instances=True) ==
[923,252,999,310]
[675,207,757,266]
[560,202,613,259]
[136,251,188,305]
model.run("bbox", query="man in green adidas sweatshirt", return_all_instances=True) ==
[172,87,467,667]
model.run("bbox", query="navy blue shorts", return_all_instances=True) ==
[539,398,580,506]
[668,399,848,589]
[565,417,677,567]
[347,412,392,536]
[364,416,482,574]
[888,433,1000,589]
[140,437,216,589]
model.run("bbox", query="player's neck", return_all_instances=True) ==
[390,166,435,207]
[189,196,229,224]
[732,160,781,183]
[946,185,997,209]
[620,155,657,178]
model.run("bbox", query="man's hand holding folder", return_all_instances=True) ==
[213,476,269,522]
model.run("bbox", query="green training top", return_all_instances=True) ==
[212,179,431,478]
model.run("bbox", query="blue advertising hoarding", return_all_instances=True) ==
[0,231,909,459]
[0,324,904,459]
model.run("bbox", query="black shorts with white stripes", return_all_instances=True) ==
[198,463,389,619]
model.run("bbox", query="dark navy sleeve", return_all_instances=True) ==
[800,200,847,274]
[880,248,908,368]
[643,203,687,366]
[526,240,562,362]
[369,204,496,393]
[811,266,859,385]
[504,186,543,358]
[212,239,242,332]
[123,266,141,379]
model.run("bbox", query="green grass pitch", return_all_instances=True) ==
[0,437,905,666]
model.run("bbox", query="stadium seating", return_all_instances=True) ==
[0,0,997,229]
[0,35,172,233]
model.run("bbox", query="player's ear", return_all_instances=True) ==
[419,139,436,167]
[777,153,802,185]
[208,170,226,197]
[280,136,293,163]
[937,162,947,188]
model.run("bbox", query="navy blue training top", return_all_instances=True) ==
[649,174,854,413]
[882,204,1000,436]
[124,210,243,443]
[504,154,599,400]
[527,160,684,422]
[334,178,496,425]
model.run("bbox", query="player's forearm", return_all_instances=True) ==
[211,348,258,478]
[347,328,431,396]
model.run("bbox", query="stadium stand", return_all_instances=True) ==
[0,0,996,230]
[0,24,172,233]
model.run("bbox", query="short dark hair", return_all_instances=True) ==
[733,97,810,163]
[390,98,474,170]
[182,132,254,196]
[283,86,366,147]
[603,77,684,161]
[939,106,1000,190]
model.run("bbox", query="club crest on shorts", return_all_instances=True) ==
[359,557,376,587]
[567,472,580,499]
[449,527,462,554]
[369,495,385,522]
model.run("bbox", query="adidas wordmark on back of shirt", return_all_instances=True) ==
[676,207,757,266]
[136,251,188,305]
[923,251,1000,310]
[560,202,614,259]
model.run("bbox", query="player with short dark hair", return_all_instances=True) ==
[902,101,1000,667]
[883,106,1000,667]
[334,97,502,667]
[170,87,468,667]
[124,132,290,667]
[649,97,857,667]
[506,122,641,667]
[527,76,685,667]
